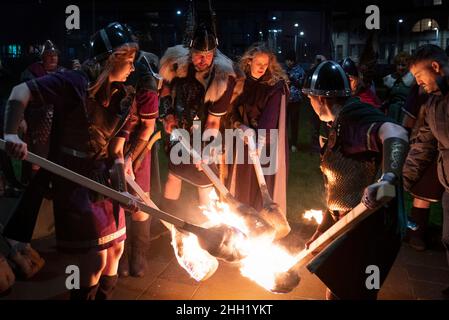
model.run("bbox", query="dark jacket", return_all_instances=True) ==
[403,93,449,192]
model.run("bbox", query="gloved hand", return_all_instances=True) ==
[4,134,27,160]
[361,180,393,210]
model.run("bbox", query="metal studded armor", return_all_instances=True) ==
[321,124,379,213]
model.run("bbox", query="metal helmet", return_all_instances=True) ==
[189,24,218,52]
[90,22,137,61]
[340,57,359,78]
[302,61,351,97]
[40,40,59,56]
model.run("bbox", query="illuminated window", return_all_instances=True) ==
[7,44,22,58]
[412,18,439,32]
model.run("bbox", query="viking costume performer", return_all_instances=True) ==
[302,61,409,300]
[383,52,415,123]
[158,24,238,217]
[0,41,66,281]
[402,84,444,251]
[21,40,66,176]
[403,44,449,297]
[340,57,381,108]
[228,43,289,215]
[118,50,160,278]
[3,22,138,300]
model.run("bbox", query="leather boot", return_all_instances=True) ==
[408,207,429,251]
[96,275,118,300]
[118,216,132,277]
[130,219,151,277]
[70,284,99,300]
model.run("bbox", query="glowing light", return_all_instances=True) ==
[303,209,324,225]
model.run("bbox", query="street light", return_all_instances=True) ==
[272,16,277,21]
[294,24,299,54]
[398,19,404,24]
[176,10,182,15]
[300,31,304,36]
[434,27,439,45]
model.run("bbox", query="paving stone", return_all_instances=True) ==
[158,260,203,286]
[381,265,414,299]
[397,245,449,270]
[409,280,449,300]
[139,278,199,300]
[405,264,449,284]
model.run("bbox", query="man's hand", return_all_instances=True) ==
[120,192,140,213]
[361,180,392,210]
[305,230,323,249]
[162,114,177,134]
[4,134,27,160]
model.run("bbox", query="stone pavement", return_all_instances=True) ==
[1,221,448,300]
[1,195,449,300]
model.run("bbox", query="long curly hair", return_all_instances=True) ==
[239,42,288,86]
[83,43,138,106]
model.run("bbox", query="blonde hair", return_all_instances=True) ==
[87,43,138,106]
[239,42,288,86]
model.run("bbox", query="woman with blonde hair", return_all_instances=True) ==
[228,42,289,215]
[3,22,138,300]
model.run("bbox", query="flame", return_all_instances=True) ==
[238,236,299,291]
[169,189,302,292]
[170,225,219,282]
[303,209,323,225]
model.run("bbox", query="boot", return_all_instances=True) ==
[117,240,130,277]
[130,219,151,277]
[70,284,99,300]
[118,216,131,277]
[408,207,429,251]
[96,275,118,300]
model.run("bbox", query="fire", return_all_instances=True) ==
[238,236,299,291]
[200,190,298,290]
[303,209,323,225]
[168,190,303,292]
[170,225,219,282]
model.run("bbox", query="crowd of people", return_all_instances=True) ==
[0,19,448,300]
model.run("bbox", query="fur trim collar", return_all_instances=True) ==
[160,45,240,103]
[383,72,415,89]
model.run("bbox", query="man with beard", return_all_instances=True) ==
[158,24,239,220]
[403,44,449,297]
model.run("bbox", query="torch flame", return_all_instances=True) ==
[169,189,302,292]
[303,209,323,225]
[170,226,219,282]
